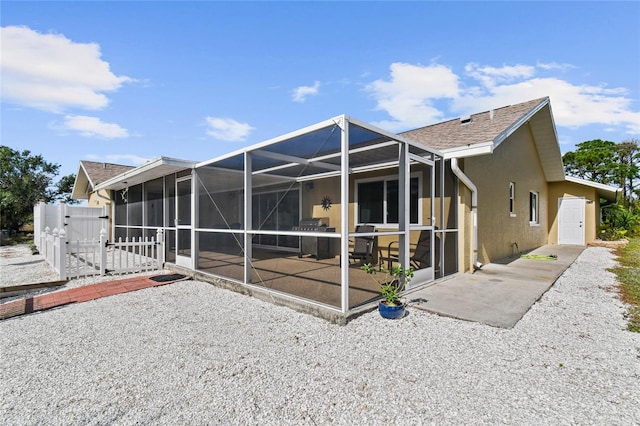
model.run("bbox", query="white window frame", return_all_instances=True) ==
[529,190,539,225]
[509,182,516,217]
[354,172,422,227]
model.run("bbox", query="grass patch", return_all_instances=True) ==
[610,237,640,332]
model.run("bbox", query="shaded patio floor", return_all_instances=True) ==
[196,248,388,309]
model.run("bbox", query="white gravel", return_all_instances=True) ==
[1,246,639,425]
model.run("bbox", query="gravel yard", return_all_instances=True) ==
[1,246,639,425]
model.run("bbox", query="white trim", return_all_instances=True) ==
[565,176,620,192]
[529,190,539,225]
[509,182,516,217]
[442,141,494,159]
[494,98,549,149]
[95,157,196,192]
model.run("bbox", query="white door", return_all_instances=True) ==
[558,197,585,245]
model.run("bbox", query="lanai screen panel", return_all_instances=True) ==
[192,118,444,311]
[195,160,246,281]
[164,174,176,262]
[246,123,346,308]
[144,177,164,228]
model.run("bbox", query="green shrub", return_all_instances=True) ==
[600,204,640,240]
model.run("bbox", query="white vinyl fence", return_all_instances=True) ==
[34,202,109,251]
[40,228,164,280]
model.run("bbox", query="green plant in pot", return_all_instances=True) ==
[361,263,413,319]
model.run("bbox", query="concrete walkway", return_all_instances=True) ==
[406,245,585,328]
[0,274,188,320]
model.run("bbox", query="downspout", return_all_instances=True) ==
[451,158,482,272]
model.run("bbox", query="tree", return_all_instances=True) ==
[53,173,80,205]
[562,139,618,184]
[0,146,61,232]
[614,139,639,208]
[563,139,640,209]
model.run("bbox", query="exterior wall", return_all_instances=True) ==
[464,124,548,263]
[87,189,114,207]
[304,176,342,231]
[548,181,598,244]
[87,189,114,238]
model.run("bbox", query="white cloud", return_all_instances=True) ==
[205,117,254,142]
[85,154,152,166]
[0,25,132,113]
[366,61,640,135]
[60,115,129,138]
[365,62,460,131]
[536,61,576,72]
[464,63,536,87]
[292,81,321,103]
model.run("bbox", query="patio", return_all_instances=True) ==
[197,248,382,309]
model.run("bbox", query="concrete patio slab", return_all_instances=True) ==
[406,245,585,328]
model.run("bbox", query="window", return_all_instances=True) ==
[356,175,420,225]
[529,191,539,225]
[509,182,516,216]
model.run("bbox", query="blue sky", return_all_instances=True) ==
[2,1,639,179]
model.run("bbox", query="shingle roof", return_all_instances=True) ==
[400,97,548,151]
[80,161,135,188]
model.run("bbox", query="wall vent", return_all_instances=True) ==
[460,115,472,124]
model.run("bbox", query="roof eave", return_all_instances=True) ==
[70,162,92,200]
[493,98,565,182]
[493,97,550,149]
[565,176,622,201]
[442,141,494,159]
[94,157,196,191]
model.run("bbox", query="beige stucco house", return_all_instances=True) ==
[86,97,619,319]
[402,97,620,271]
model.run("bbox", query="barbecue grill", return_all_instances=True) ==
[292,218,335,260]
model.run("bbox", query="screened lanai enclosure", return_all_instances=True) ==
[105,115,458,317]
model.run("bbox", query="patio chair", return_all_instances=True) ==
[381,229,433,270]
[349,225,376,265]
[410,229,432,270]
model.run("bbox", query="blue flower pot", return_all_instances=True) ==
[378,301,406,319]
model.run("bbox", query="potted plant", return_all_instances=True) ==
[361,263,413,319]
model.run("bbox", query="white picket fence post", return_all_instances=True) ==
[42,226,50,261]
[99,228,108,276]
[56,228,67,280]
[34,202,44,250]
[156,228,164,267]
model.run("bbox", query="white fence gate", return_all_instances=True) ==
[34,202,109,251]
[41,228,164,280]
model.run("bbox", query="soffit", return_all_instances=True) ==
[94,157,196,191]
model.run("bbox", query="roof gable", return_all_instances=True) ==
[81,161,136,187]
[401,97,566,182]
[71,161,135,200]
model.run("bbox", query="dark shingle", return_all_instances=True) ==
[80,161,135,188]
[400,98,547,150]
